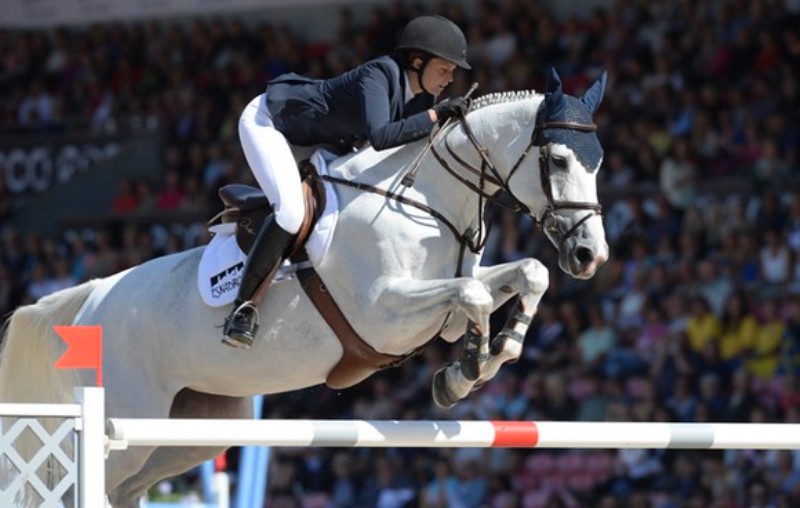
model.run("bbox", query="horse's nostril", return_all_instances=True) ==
[575,246,593,265]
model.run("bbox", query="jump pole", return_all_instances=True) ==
[106,419,800,450]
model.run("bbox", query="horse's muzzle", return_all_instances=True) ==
[560,240,608,279]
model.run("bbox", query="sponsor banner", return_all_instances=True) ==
[0,0,383,28]
[0,134,121,195]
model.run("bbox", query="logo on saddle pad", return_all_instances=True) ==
[209,262,244,299]
[198,224,249,307]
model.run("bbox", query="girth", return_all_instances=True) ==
[290,163,408,389]
[293,267,407,389]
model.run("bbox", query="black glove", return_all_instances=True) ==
[434,96,469,125]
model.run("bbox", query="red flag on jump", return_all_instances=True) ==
[54,325,103,386]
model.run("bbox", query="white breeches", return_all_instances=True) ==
[238,94,305,234]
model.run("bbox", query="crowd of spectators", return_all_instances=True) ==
[3,0,800,506]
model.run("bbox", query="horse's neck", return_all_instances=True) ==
[327,95,543,234]
[411,96,543,230]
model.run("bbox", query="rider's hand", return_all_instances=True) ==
[433,96,469,125]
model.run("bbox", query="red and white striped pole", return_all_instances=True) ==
[106,419,800,450]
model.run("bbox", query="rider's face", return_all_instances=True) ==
[420,57,456,96]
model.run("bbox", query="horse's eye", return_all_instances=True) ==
[552,155,568,168]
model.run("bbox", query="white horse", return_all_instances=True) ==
[0,69,608,506]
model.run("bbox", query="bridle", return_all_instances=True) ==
[428,105,603,251]
[319,99,603,274]
[521,117,603,248]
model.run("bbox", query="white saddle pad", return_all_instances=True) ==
[197,149,340,307]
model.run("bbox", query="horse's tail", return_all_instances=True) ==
[0,280,96,502]
[0,280,96,403]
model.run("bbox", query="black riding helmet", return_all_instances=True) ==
[396,15,471,70]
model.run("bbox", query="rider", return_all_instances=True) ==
[223,15,472,349]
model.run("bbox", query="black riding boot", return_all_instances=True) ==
[222,216,294,349]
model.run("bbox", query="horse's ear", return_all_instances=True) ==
[546,67,563,103]
[544,67,564,115]
[547,67,563,92]
[581,71,607,114]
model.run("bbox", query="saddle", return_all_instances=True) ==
[213,161,407,389]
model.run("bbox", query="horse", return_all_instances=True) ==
[0,68,608,507]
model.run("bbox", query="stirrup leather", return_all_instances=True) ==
[222,301,260,349]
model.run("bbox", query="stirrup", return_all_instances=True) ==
[222,301,260,349]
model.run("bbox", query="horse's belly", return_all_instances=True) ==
[187,279,346,397]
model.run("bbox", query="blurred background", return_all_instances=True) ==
[2,0,800,506]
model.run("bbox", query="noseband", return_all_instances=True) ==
[430,111,603,250]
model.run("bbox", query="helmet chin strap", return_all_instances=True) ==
[414,57,433,95]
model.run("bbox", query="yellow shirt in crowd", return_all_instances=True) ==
[687,314,722,352]
[719,316,759,361]
[746,321,786,379]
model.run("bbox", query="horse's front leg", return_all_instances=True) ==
[367,276,493,407]
[372,276,495,348]
[432,258,549,408]
[477,257,550,380]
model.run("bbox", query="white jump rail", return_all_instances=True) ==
[106,418,800,450]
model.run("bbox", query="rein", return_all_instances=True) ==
[318,173,481,261]
[320,96,604,274]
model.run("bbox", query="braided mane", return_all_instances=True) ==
[470,90,538,110]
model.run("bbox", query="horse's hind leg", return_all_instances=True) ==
[108,446,229,508]
[107,389,252,507]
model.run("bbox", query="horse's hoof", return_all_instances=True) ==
[431,368,459,409]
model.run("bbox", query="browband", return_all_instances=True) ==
[539,121,597,132]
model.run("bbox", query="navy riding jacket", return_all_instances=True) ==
[265,55,436,155]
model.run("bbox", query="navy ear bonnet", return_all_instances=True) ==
[535,69,606,171]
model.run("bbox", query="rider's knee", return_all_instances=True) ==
[274,205,305,234]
